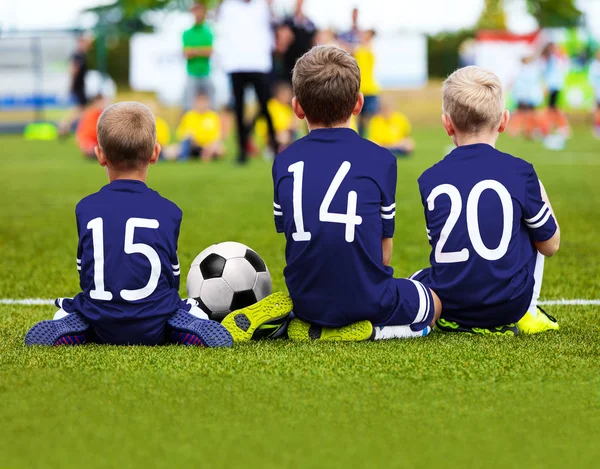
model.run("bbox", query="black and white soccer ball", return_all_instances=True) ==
[186,242,272,322]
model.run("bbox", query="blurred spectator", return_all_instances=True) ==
[314,29,342,47]
[589,50,600,138]
[541,43,570,136]
[338,8,361,51]
[368,102,414,157]
[182,2,214,110]
[75,95,107,159]
[510,55,544,139]
[255,81,298,150]
[59,34,93,136]
[176,92,224,162]
[279,0,317,83]
[218,0,278,163]
[355,29,380,136]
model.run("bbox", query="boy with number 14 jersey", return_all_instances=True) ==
[270,46,442,342]
[413,66,561,335]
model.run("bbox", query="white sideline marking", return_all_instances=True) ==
[0,298,599,306]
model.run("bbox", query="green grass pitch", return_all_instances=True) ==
[0,128,598,468]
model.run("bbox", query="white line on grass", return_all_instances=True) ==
[0,298,599,306]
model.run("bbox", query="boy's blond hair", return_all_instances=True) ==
[97,102,156,169]
[442,66,504,134]
[292,45,360,127]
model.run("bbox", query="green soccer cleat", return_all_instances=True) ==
[517,306,559,334]
[221,292,294,342]
[287,318,375,342]
[436,318,518,336]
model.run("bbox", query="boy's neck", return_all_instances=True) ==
[453,131,499,148]
[307,118,352,132]
[106,166,149,184]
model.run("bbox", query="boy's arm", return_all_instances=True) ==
[380,155,397,240]
[382,238,393,266]
[523,171,560,257]
[76,212,83,278]
[171,211,183,290]
[272,163,284,233]
[534,180,560,257]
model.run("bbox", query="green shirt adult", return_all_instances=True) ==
[183,23,213,78]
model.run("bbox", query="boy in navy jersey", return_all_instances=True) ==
[25,102,232,347]
[414,66,560,335]
[271,46,442,341]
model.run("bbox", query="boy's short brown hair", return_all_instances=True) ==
[97,102,156,169]
[292,45,361,127]
[442,66,504,134]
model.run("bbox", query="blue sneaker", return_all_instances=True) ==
[168,309,233,348]
[25,313,90,346]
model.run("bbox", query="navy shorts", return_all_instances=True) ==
[362,95,380,116]
[410,268,532,328]
[375,278,436,331]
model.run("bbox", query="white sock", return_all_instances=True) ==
[374,325,431,340]
[185,299,210,320]
[53,308,69,320]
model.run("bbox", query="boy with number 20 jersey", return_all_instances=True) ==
[273,46,442,342]
[413,66,560,335]
[25,102,232,347]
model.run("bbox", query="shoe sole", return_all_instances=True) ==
[436,320,518,336]
[24,314,89,346]
[288,319,374,342]
[168,310,233,348]
[221,292,293,342]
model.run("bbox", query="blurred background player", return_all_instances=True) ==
[255,81,297,151]
[182,2,214,111]
[541,42,570,138]
[218,0,278,164]
[368,101,414,156]
[338,7,361,51]
[277,0,317,84]
[510,55,544,139]
[176,92,224,161]
[354,29,380,136]
[59,34,93,136]
[588,50,600,138]
[75,94,107,159]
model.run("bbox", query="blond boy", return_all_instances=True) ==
[25,102,232,347]
[413,66,560,335]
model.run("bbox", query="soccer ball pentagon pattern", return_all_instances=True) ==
[186,242,272,322]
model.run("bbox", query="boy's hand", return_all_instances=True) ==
[382,238,393,266]
[534,179,560,257]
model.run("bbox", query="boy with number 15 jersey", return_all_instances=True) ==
[414,66,561,335]
[272,46,442,342]
[25,102,232,347]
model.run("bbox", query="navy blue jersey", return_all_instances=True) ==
[417,144,557,326]
[272,128,398,327]
[62,180,186,344]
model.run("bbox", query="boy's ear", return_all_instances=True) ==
[95,146,107,167]
[352,92,365,116]
[498,110,510,133]
[442,114,455,136]
[292,97,305,120]
[149,143,161,165]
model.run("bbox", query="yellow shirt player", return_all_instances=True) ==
[354,30,380,135]
[176,93,224,161]
[256,82,298,149]
[155,116,171,147]
[368,103,415,156]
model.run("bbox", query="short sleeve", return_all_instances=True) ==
[171,210,183,288]
[380,154,397,238]
[75,210,83,276]
[523,169,557,242]
[272,162,284,233]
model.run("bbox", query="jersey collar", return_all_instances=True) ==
[306,128,359,140]
[103,180,148,193]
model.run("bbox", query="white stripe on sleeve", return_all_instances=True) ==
[273,202,281,209]
[76,258,81,264]
[274,210,283,216]
[524,204,549,224]
[526,210,552,230]
[381,212,395,220]
[381,203,396,212]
